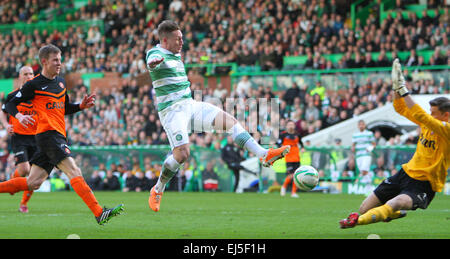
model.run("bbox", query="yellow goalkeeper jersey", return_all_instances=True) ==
[393,98,450,192]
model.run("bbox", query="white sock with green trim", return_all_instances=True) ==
[229,123,267,158]
[155,155,181,193]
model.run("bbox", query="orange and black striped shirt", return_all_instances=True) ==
[277,131,305,163]
[4,74,81,138]
[2,89,37,135]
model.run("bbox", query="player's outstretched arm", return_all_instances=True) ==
[79,93,96,109]
[391,58,421,109]
[391,59,450,139]
[391,59,409,97]
[65,93,96,115]
[391,59,423,126]
[147,55,164,70]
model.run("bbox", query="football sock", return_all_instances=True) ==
[357,204,394,225]
[229,123,267,157]
[70,176,103,217]
[0,177,29,194]
[282,177,291,188]
[388,210,404,220]
[21,190,33,206]
[292,182,297,194]
[155,155,181,193]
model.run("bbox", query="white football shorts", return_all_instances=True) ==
[158,99,222,149]
[356,155,372,173]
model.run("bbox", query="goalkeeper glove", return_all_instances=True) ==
[391,58,409,97]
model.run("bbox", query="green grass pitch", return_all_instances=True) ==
[0,191,449,239]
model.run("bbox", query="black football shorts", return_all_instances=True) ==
[373,168,435,210]
[10,134,38,165]
[30,130,72,174]
[286,162,300,175]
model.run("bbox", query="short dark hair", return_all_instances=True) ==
[38,44,61,64]
[429,97,450,113]
[157,20,180,39]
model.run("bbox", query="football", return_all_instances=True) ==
[293,165,320,191]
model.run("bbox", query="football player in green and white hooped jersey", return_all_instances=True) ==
[351,119,376,177]
[145,20,291,211]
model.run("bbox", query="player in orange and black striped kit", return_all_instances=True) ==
[277,120,304,198]
[0,44,123,225]
[340,59,450,228]
[0,66,36,213]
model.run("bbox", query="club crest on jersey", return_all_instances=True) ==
[61,144,71,154]
[59,82,65,89]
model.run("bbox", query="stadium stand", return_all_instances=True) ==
[0,0,448,191]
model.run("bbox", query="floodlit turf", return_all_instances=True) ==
[0,191,449,239]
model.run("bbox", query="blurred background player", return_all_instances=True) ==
[146,20,290,212]
[278,120,305,198]
[351,120,376,179]
[0,44,123,225]
[221,136,245,193]
[0,66,36,213]
[340,59,450,229]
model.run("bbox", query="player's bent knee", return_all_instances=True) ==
[177,150,190,164]
[359,193,382,214]
[213,111,237,131]
[57,157,83,179]
[17,163,31,177]
[173,145,190,164]
[66,167,83,179]
[386,194,413,211]
[28,178,44,190]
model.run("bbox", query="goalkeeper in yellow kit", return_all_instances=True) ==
[340,59,450,228]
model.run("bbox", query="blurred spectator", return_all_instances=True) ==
[101,170,121,191]
[221,136,246,192]
[87,170,103,190]
[122,170,139,192]
[374,130,387,146]
[323,106,341,127]
[213,83,228,100]
[304,101,320,123]
[282,83,301,106]
[310,81,326,101]
[0,140,9,166]
[342,155,356,180]
[372,156,390,180]
[135,171,152,192]
[235,76,252,97]
[97,163,107,178]
[202,160,219,191]
[0,172,6,182]
[260,46,276,71]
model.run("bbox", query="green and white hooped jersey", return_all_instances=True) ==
[146,44,191,112]
[352,130,375,158]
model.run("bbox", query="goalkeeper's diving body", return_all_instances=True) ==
[146,20,290,212]
[340,59,450,228]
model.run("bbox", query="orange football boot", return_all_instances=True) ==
[260,145,291,167]
[149,186,163,212]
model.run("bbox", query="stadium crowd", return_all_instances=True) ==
[0,0,449,190]
[0,0,448,79]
